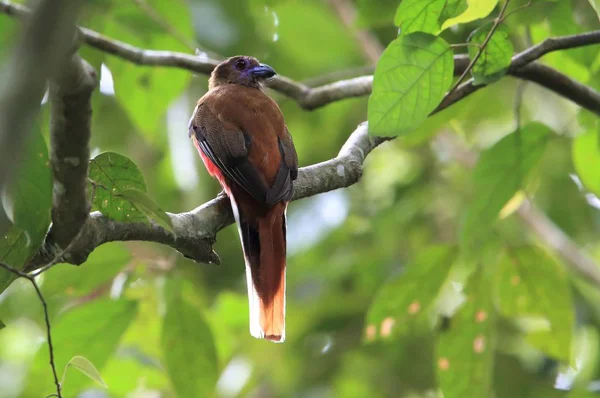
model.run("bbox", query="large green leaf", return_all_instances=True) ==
[461,123,551,244]
[495,246,573,361]
[365,245,456,340]
[88,151,148,223]
[161,287,218,398]
[441,0,499,31]
[24,299,138,396]
[368,33,453,136]
[394,0,447,35]
[572,129,600,197]
[0,129,52,257]
[101,0,194,140]
[467,23,513,85]
[436,265,496,398]
[41,242,131,297]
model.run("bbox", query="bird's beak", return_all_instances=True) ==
[249,63,276,78]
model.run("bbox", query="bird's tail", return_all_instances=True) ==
[232,199,287,342]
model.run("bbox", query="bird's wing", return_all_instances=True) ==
[190,103,270,203]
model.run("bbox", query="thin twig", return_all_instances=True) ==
[502,0,532,21]
[0,262,61,397]
[445,0,511,98]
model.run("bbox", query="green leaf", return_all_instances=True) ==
[61,355,108,389]
[439,0,468,25]
[588,0,600,22]
[467,23,513,85]
[101,0,193,139]
[42,243,131,297]
[572,129,600,197]
[116,189,174,233]
[1,128,52,253]
[440,0,499,31]
[394,0,447,35]
[88,152,148,223]
[24,299,137,395]
[162,287,218,398]
[368,33,453,136]
[495,246,573,361]
[0,319,5,330]
[365,245,456,340]
[0,226,35,292]
[436,265,496,398]
[461,123,551,244]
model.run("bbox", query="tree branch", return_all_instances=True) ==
[2,2,600,112]
[47,55,97,251]
[26,123,387,270]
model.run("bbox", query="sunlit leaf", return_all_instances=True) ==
[441,0,499,31]
[161,286,218,398]
[467,23,513,85]
[368,33,453,136]
[365,245,456,340]
[61,355,108,389]
[116,189,173,233]
[24,299,137,395]
[572,129,600,197]
[439,0,468,25]
[495,246,573,361]
[88,152,148,223]
[394,0,446,35]
[0,128,52,255]
[437,265,496,398]
[461,123,551,244]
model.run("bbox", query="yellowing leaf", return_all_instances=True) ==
[61,355,108,389]
[441,0,499,31]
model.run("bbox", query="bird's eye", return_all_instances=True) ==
[235,59,247,70]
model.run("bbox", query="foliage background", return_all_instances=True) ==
[1,0,600,397]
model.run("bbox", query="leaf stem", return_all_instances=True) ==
[0,262,62,398]
[444,0,512,99]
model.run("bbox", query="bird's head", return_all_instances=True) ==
[209,56,276,90]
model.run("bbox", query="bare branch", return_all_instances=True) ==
[26,124,387,270]
[3,1,599,112]
[48,55,97,249]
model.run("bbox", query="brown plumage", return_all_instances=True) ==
[188,56,298,342]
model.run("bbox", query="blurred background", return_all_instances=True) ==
[1,0,600,396]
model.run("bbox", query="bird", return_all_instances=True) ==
[188,56,298,342]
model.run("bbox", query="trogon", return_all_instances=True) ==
[188,56,298,342]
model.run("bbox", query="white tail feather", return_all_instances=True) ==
[229,196,265,339]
